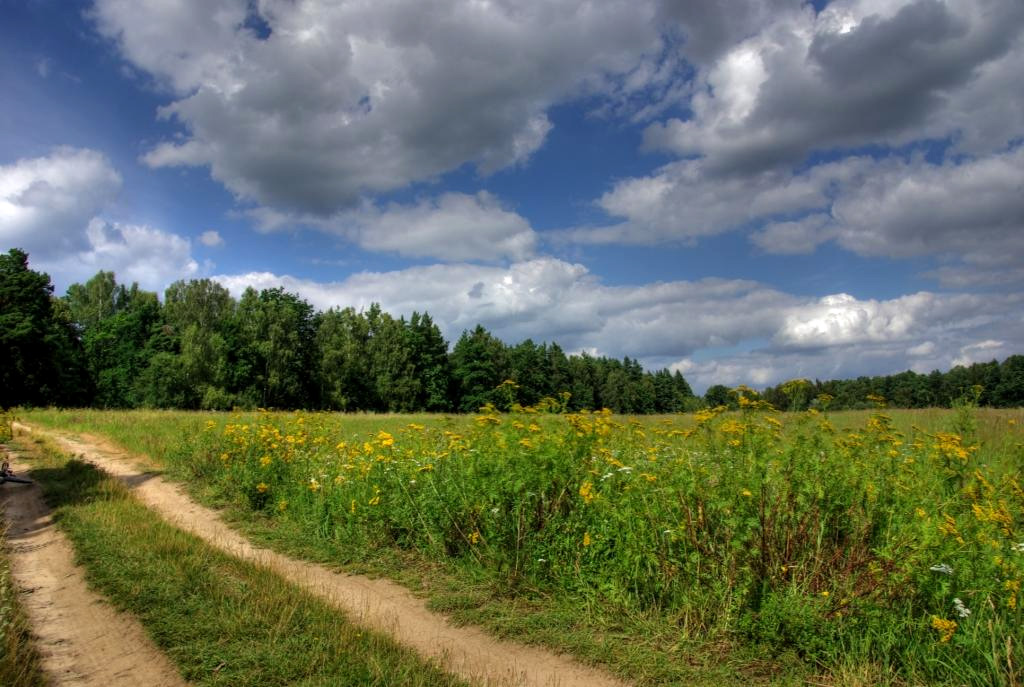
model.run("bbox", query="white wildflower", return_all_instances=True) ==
[930,563,954,575]
[953,597,971,618]
[1012,542,1024,553]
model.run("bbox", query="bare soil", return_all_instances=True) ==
[11,423,630,687]
[0,446,188,687]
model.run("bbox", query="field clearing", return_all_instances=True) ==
[20,403,1024,686]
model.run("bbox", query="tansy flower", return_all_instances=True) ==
[931,616,957,643]
[579,481,594,504]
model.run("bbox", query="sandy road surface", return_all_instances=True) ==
[0,447,189,687]
[13,423,630,687]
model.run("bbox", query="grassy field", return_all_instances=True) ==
[9,432,468,687]
[20,400,1024,686]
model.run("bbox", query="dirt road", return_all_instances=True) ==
[11,423,629,687]
[0,447,188,687]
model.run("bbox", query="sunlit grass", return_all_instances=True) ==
[22,402,1024,686]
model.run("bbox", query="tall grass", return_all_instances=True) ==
[24,402,1024,685]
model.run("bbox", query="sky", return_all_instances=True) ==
[1,0,1022,393]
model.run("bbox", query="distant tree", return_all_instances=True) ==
[508,339,550,407]
[704,384,734,409]
[235,287,316,408]
[406,311,451,411]
[994,356,1024,407]
[450,325,509,412]
[0,249,88,406]
[566,353,597,410]
[79,282,163,408]
[365,305,418,411]
[315,307,371,411]
[65,270,118,332]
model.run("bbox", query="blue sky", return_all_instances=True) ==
[2,0,1022,392]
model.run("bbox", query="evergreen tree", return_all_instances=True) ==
[450,325,508,412]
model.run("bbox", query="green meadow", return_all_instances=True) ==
[20,399,1024,686]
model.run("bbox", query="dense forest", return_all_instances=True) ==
[3,248,1023,412]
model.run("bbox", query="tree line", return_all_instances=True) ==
[1,249,694,412]
[3,248,1022,412]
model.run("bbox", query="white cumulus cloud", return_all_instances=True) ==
[0,147,122,259]
[94,0,662,215]
[0,148,199,293]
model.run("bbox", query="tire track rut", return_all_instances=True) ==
[0,446,188,687]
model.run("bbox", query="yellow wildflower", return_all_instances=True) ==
[583,532,592,547]
[931,616,957,643]
[256,482,268,493]
[1005,580,1020,609]
[579,481,594,504]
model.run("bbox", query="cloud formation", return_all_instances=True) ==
[0,147,122,259]
[0,148,198,292]
[250,191,537,262]
[646,0,1024,169]
[562,0,1024,286]
[40,219,199,292]
[94,0,660,215]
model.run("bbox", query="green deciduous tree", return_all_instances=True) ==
[0,249,89,406]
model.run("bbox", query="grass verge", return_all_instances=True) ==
[14,434,466,687]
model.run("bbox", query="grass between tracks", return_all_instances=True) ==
[12,432,466,687]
